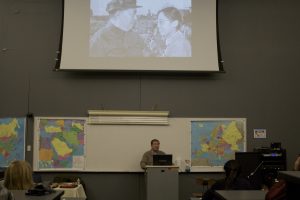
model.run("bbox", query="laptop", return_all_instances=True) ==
[153,154,173,166]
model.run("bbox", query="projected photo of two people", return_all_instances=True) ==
[90,0,192,57]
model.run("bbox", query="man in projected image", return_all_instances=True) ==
[155,7,191,57]
[90,0,147,57]
[140,139,165,170]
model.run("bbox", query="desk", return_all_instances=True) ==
[54,184,87,200]
[278,171,300,199]
[10,190,64,200]
[214,190,266,200]
[278,171,300,184]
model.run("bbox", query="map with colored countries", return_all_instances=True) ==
[191,119,246,167]
[0,118,25,167]
[38,118,85,170]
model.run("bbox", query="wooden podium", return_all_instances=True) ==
[145,165,179,200]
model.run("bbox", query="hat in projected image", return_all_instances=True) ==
[106,0,141,14]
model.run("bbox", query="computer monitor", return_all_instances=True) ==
[153,154,173,166]
[235,152,263,189]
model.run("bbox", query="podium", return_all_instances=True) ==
[145,165,179,200]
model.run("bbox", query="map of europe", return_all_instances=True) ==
[0,118,25,167]
[191,119,246,167]
[38,118,85,170]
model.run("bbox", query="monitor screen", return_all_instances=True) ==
[153,154,172,166]
[58,0,222,72]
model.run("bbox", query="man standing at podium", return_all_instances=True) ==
[140,139,165,169]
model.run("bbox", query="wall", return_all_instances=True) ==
[1,0,300,199]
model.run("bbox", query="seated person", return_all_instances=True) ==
[140,139,165,169]
[265,179,287,200]
[4,160,34,190]
[265,154,300,200]
[202,160,253,200]
[0,183,13,200]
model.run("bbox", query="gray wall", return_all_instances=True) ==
[1,0,300,199]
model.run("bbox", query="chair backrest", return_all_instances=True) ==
[265,180,287,200]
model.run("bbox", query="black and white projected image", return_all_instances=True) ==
[90,0,192,57]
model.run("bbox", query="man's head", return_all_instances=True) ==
[151,139,160,152]
[224,159,241,178]
[106,0,141,15]
[107,0,140,31]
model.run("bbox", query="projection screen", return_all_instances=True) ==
[58,0,222,72]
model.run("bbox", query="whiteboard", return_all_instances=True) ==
[85,118,191,172]
[33,117,246,172]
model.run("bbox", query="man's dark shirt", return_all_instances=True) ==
[90,22,146,57]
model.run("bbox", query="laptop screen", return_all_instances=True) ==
[153,154,173,166]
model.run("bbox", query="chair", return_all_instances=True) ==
[192,177,216,199]
[265,179,287,200]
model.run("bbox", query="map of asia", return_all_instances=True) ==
[0,118,25,167]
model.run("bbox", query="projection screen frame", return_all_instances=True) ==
[55,0,224,73]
